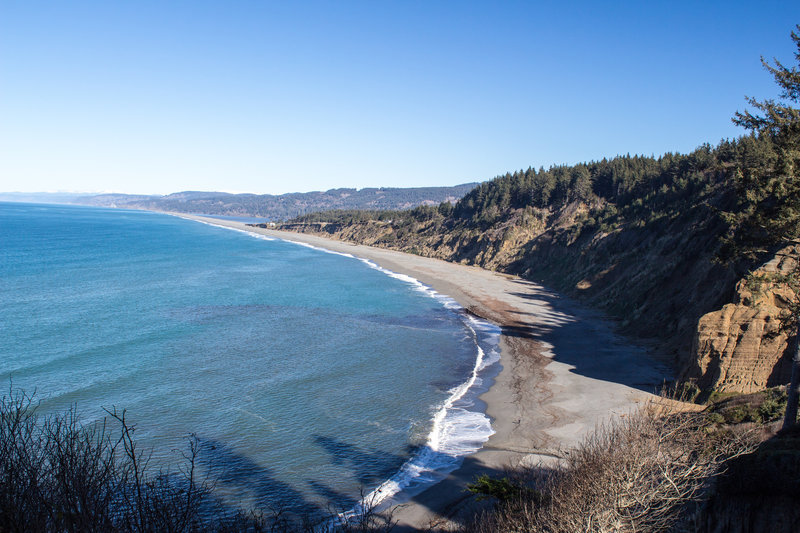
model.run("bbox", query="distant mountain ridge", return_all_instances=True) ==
[76,184,479,220]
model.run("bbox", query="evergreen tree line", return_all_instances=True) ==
[282,27,800,403]
[287,132,784,255]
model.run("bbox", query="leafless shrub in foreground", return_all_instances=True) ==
[0,386,212,532]
[0,386,395,532]
[468,405,759,533]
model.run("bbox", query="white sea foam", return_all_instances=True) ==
[186,219,502,518]
[270,238,503,514]
[348,310,501,513]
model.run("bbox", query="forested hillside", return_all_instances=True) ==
[78,183,478,220]
[276,30,800,391]
[279,141,766,370]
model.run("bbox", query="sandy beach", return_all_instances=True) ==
[179,214,669,530]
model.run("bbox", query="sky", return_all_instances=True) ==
[1,1,799,196]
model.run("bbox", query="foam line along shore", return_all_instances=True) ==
[174,213,668,531]
[176,212,503,509]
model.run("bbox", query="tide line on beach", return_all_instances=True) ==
[177,213,503,509]
[174,213,668,530]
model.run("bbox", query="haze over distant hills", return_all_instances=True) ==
[0,192,95,205]
[0,184,479,221]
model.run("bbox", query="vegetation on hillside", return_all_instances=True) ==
[279,135,777,368]
[272,27,800,531]
[78,183,478,221]
[465,390,798,533]
[279,28,800,384]
[726,26,800,429]
[466,402,760,533]
[293,135,773,235]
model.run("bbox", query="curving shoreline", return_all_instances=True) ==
[177,214,669,530]
[243,223,505,511]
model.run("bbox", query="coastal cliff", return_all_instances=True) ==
[687,246,797,393]
[272,139,798,392]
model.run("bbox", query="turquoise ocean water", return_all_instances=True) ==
[0,202,499,516]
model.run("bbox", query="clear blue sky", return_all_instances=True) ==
[1,1,798,195]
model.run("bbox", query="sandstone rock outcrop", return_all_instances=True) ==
[689,246,798,393]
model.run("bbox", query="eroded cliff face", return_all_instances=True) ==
[687,246,797,393]
[275,206,797,394]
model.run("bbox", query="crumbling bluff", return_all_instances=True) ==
[687,246,797,393]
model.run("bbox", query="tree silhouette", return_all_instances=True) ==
[731,25,800,429]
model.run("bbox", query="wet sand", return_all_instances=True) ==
[177,214,669,530]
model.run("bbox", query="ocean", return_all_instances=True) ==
[0,202,500,517]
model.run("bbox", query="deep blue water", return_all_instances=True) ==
[0,202,499,516]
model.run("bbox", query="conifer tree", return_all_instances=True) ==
[731,25,800,428]
[730,25,800,250]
